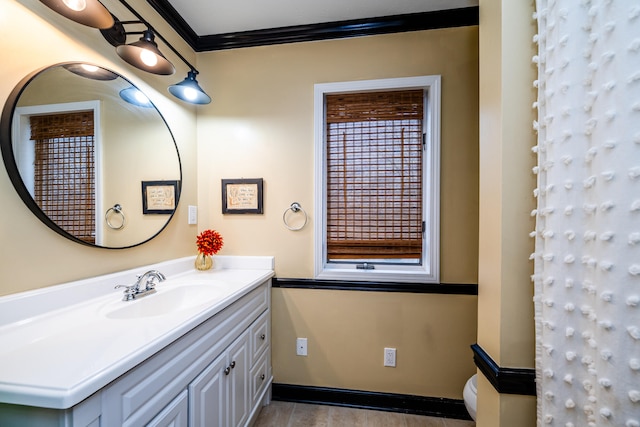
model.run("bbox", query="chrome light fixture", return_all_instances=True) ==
[169,70,211,105]
[39,0,114,29]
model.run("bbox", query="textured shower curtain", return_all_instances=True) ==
[534,1,640,426]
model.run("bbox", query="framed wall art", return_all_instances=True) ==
[222,178,263,214]
[142,180,179,214]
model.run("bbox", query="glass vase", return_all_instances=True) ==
[195,252,213,271]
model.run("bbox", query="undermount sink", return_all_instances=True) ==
[103,284,226,319]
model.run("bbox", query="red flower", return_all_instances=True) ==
[196,229,224,256]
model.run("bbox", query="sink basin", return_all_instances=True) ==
[103,285,226,319]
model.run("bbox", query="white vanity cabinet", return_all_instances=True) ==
[0,272,272,427]
[101,280,272,427]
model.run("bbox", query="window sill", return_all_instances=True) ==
[316,266,438,284]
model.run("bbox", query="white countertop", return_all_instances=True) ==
[0,256,274,409]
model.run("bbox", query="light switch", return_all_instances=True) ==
[188,205,198,224]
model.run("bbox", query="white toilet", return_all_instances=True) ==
[463,374,478,421]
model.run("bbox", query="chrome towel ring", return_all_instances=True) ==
[283,202,308,231]
[105,204,126,230]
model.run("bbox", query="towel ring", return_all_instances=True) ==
[105,204,126,230]
[283,202,308,231]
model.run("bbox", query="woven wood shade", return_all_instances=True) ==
[30,112,96,243]
[326,90,423,260]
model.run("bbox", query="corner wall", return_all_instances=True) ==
[477,0,537,424]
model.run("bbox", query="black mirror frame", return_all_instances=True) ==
[0,62,182,249]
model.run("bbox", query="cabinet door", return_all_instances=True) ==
[228,330,250,427]
[189,353,228,427]
[147,389,188,427]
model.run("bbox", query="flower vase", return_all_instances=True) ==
[195,252,213,271]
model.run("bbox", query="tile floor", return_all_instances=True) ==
[253,401,476,427]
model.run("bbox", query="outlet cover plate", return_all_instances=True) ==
[384,347,396,367]
[297,338,308,356]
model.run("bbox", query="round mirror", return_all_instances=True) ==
[0,62,182,249]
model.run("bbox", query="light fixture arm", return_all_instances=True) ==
[116,0,199,74]
[40,0,211,103]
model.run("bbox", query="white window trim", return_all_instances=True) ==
[314,76,441,283]
[13,101,103,245]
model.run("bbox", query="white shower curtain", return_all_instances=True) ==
[534,1,640,426]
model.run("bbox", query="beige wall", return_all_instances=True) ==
[0,0,198,296]
[272,288,478,398]
[195,27,480,398]
[477,0,537,425]
[196,27,479,282]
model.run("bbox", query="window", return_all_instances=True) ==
[30,111,96,243]
[13,101,102,244]
[314,76,441,283]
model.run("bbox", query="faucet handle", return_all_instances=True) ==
[115,284,137,301]
[144,278,157,291]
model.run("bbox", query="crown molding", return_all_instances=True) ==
[145,2,479,52]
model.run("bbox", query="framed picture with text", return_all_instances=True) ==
[142,180,179,214]
[221,178,263,214]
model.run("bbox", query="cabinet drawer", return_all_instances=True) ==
[250,350,270,407]
[250,310,269,365]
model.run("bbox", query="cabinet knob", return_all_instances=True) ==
[260,334,266,340]
[230,361,236,369]
[224,366,231,375]
[260,374,265,381]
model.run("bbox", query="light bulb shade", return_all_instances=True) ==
[116,30,175,75]
[119,87,154,108]
[168,71,211,105]
[39,0,114,29]
[63,63,118,80]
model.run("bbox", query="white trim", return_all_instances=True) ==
[314,76,441,283]
[13,101,104,245]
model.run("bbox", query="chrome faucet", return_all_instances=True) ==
[115,269,166,301]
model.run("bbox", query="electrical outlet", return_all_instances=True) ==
[384,347,396,367]
[296,338,308,356]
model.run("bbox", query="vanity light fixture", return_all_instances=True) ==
[41,0,212,105]
[119,86,154,108]
[169,70,211,105]
[103,19,211,103]
[62,63,118,80]
[115,27,175,76]
[102,15,211,104]
[39,0,114,29]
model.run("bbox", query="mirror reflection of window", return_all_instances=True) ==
[30,111,96,244]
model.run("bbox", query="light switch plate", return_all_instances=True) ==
[188,205,198,224]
